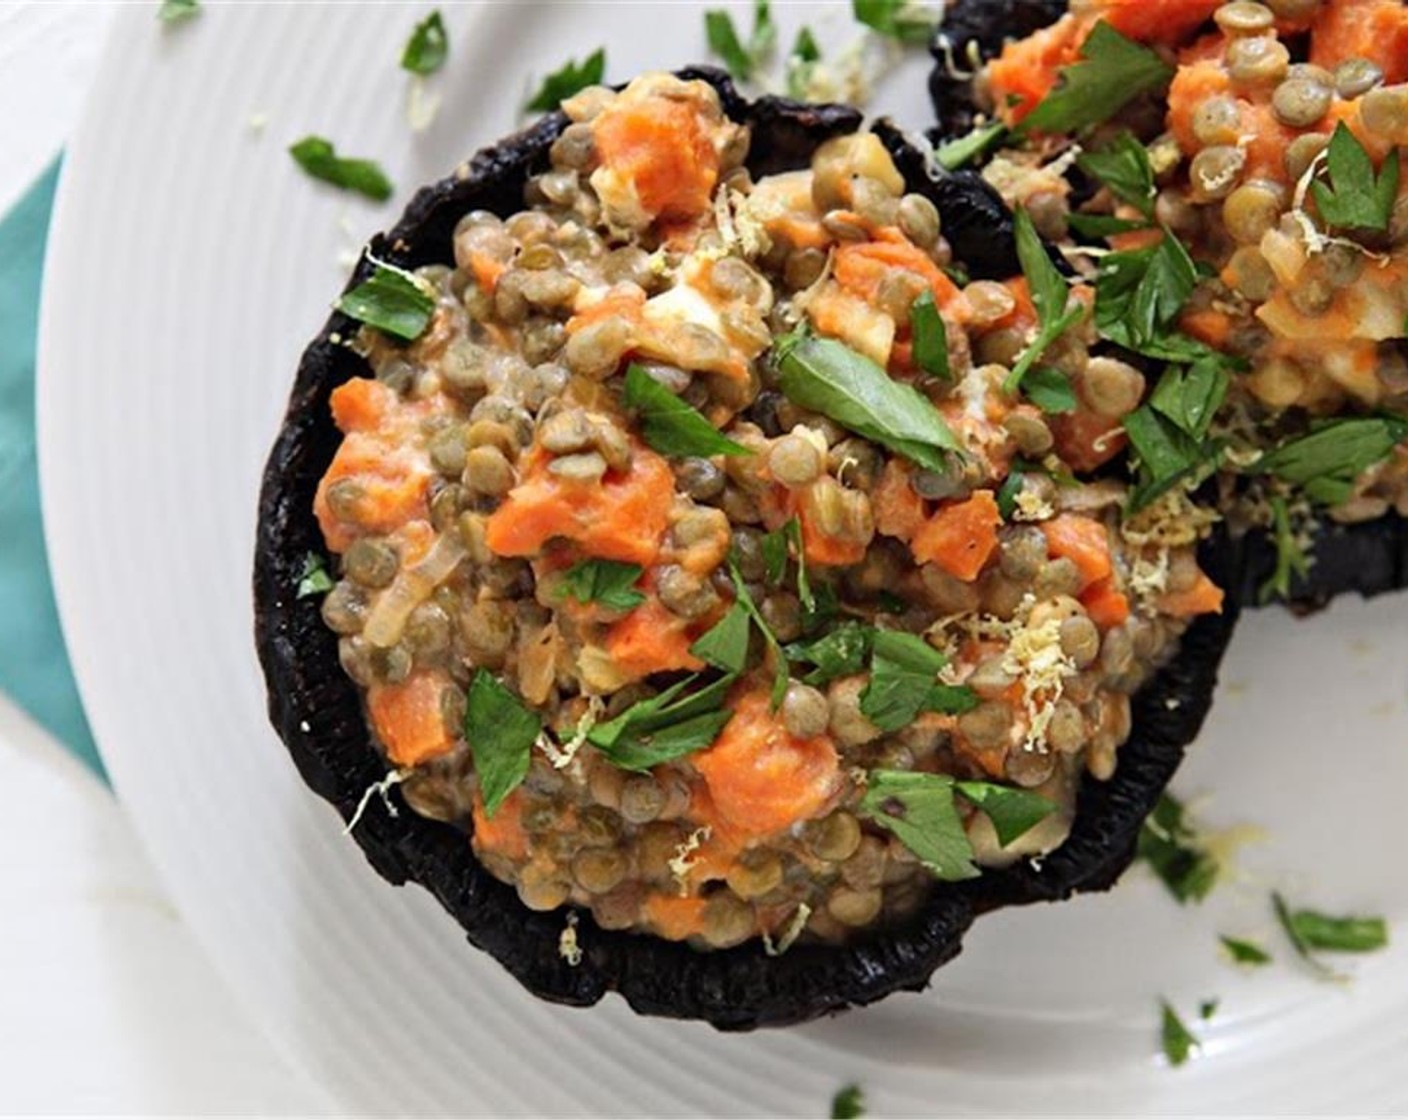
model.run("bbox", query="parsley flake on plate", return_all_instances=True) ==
[288,136,394,202]
[1220,935,1273,967]
[158,0,200,23]
[853,0,938,45]
[705,1,776,83]
[526,48,607,113]
[1273,890,1388,979]
[1137,793,1219,904]
[336,261,437,342]
[401,10,449,76]
[830,1083,865,1119]
[1160,999,1201,1068]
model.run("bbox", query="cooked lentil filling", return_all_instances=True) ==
[314,72,1226,951]
[976,0,1408,540]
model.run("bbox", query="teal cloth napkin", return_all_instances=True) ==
[0,160,104,779]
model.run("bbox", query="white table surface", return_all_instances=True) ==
[1,4,330,1113]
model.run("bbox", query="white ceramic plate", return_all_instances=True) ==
[38,3,1408,1115]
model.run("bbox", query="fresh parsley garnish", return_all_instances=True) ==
[705,1,775,82]
[1020,21,1173,135]
[1137,793,1219,904]
[1311,122,1400,233]
[1253,417,1408,507]
[1006,208,1082,393]
[726,560,790,706]
[996,470,1025,520]
[933,123,1007,171]
[910,290,951,379]
[760,517,814,612]
[1220,935,1273,967]
[623,364,751,459]
[557,559,645,612]
[1258,495,1310,604]
[587,673,735,772]
[774,330,959,471]
[690,602,753,673]
[954,779,1058,847]
[465,671,541,816]
[852,0,938,44]
[336,262,437,342]
[296,552,335,599]
[401,10,449,75]
[859,770,1054,880]
[785,622,874,686]
[158,0,200,23]
[1023,366,1077,414]
[859,631,978,732]
[1077,131,1156,218]
[1160,1000,1200,1068]
[786,27,823,99]
[859,770,979,881]
[526,48,606,113]
[1093,229,1200,360]
[1149,357,1228,442]
[830,1083,865,1120]
[288,136,394,202]
[1068,213,1150,240]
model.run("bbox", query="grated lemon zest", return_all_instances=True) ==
[1012,489,1055,522]
[344,769,407,835]
[668,826,711,896]
[558,912,583,967]
[1001,614,1077,752]
[762,903,813,958]
[538,694,605,771]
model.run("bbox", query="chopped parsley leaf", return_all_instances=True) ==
[465,671,540,816]
[526,48,606,113]
[557,559,646,612]
[831,1083,866,1119]
[1254,416,1408,507]
[690,601,753,673]
[1137,793,1219,904]
[933,122,1008,171]
[852,0,938,44]
[910,290,951,379]
[996,470,1025,520]
[785,623,874,686]
[860,631,977,732]
[1274,892,1389,968]
[335,262,437,342]
[588,674,736,772]
[1258,495,1310,604]
[1149,357,1229,442]
[1198,998,1220,1022]
[1023,366,1078,414]
[1312,122,1400,233]
[1020,21,1173,136]
[1220,935,1273,967]
[1068,212,1151,240]
[401,10,449,75]
[158,0,200,23]
[760,517,814,612]
[726,560,790,707]
[296,552,335,599]
[288,136,394,202]
[1006,208,1082,393]
[1077,131,1156,218]
[623,364,752,459]
[1160,1000,1200,1068]
[953,780,1057,848]
[775,330,960,471]
[1093,229,1200,360]
[859,770,979,881]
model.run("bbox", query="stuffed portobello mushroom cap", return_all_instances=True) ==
[255,68,1238,1029]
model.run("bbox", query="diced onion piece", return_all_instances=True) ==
[363,534,465,648]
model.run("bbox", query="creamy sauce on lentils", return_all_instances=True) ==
[313,73,1224,951]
